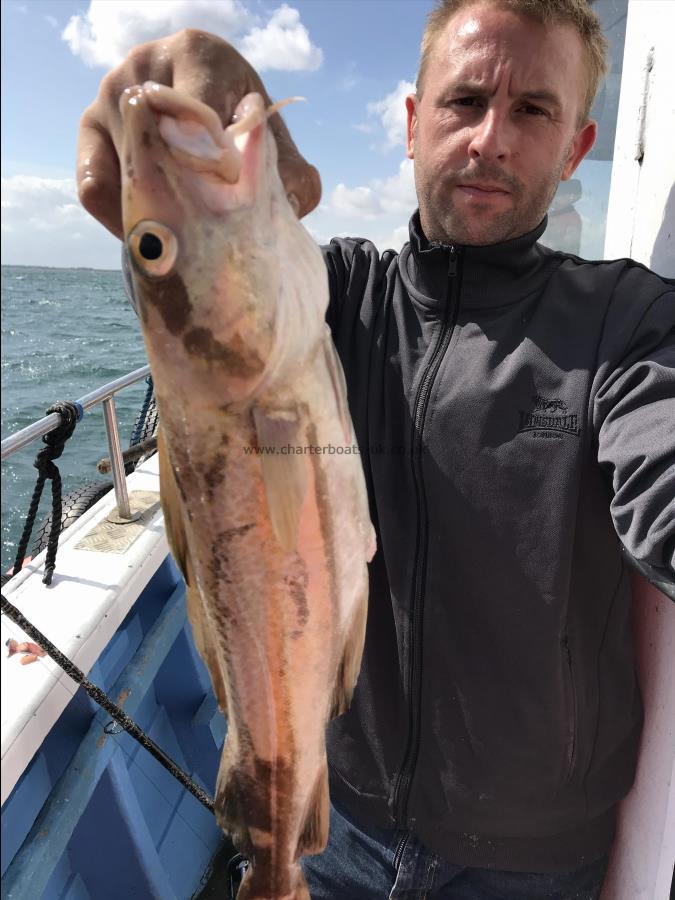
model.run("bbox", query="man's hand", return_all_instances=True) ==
[77,29,322,238]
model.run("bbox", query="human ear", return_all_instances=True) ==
[561,119,597,180]
[406,94,417,159]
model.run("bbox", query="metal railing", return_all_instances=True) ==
[1,365,152,521]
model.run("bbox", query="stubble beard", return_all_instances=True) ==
[415,149,570,247]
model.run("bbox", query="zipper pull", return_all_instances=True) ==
[447,247,458,278]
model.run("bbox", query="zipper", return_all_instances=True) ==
[393,832,409,871]
[562,635,577,780]
[392,248,461,828]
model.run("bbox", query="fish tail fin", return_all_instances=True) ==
[296,763,330,857]
[329,582,369,719]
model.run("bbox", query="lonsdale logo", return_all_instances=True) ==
[518,394,581,439]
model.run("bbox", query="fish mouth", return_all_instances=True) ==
[120,84,302,185]
[119,83,241,184]
[119,84,302,220]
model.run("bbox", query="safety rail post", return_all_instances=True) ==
[102,395,133,520]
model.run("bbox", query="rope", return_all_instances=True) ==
[12,401,83,585]
[0,591,216,814]
[130,375,155,447]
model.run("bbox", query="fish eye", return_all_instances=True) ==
[140,232,163,260]
[128,221,178,278]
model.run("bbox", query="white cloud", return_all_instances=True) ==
[1,176,121,269]
[328,184,382,220]
[371,224,410,253]
[62,0,251,68]
[305,158,416,255]
[239,5,322,72]
[2,176,77,216]
[325,159,416,219]
[372,159,417,213]
[366,80,415,150]
[62,1,322,73]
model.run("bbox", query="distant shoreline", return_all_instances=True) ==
[2,264,121,273]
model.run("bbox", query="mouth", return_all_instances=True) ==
[455,182,511,199]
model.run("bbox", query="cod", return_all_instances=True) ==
[119,82,375,899]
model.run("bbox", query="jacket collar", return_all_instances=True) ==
[400,209,552,309]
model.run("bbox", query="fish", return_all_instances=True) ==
[118,81,376,900]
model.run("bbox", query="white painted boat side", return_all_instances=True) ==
[601,2,675,896]
[604,0,675,276]
[1,454,167,806]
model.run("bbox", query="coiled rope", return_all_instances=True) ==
[130,375,156,447]
[12,401,83,585]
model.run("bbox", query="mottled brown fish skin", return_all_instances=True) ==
[120,84,374,900]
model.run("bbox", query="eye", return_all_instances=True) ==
[523,105,546,116]
[128,220,178,278]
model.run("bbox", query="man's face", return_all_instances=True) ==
[406,2,597,245]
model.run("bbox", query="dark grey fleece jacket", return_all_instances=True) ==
[322,211,675,873]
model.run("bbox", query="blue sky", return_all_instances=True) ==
[1,0,624,269]
[1,0,433,268]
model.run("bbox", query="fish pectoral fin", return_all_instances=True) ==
[330,585,369,719]
[323,325,353,445]
[296,764,330,858]
[252,407,308,553]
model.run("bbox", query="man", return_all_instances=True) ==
[78,1,675,897]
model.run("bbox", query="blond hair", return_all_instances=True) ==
[416,0,609,124]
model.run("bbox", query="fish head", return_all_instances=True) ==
[119,83,327,409]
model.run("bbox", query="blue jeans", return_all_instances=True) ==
[300,800,609,899]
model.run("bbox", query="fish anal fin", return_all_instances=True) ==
[329,585,369,719]
[158,428,229,717]
[185,584,229,717]
[158,426,191,585]
[295,765,330,858]
[252,407,307,553]
[323,325,352,445]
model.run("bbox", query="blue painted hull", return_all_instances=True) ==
[2,557,229,900]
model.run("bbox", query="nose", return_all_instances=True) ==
[466,106,513,163]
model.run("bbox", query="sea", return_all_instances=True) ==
[1,265,151,573]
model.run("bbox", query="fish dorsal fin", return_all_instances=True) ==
[323,325,352,445]
[252,407,307,553]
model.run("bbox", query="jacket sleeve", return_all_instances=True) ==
[593,269,675,595]
[321,237,390,335]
